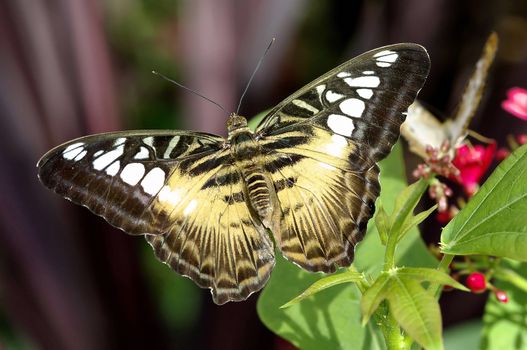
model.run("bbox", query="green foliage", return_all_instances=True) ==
[386,276,442,350]
[441,143,527,261]
[280,270,364,309]
[140,245,201,332]
[481,259,527,350]
[360,268,466,350]
[374,203,390,245]
[443,320,482,350]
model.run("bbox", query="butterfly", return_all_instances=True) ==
[37,44,430,304]
[401,33,497,159]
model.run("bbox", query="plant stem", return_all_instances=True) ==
[495,267,527,293]
[374,302,411,350]
[431,253,455,298]
[383,233,398,271]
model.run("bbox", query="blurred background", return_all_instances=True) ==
[1,0,526,349]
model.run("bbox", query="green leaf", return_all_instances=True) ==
[395,267,468,291]
[387,276,443,350]
[375,202,390,245]
[391,178,429,239]
[443,320,482,350]
[481,260,527,350]
[257,254,380,350]
[281,271,363,308]
[355,144,437,276]
[247,110,268,130]
[360,273,392,325]
[441,144,527,261]
[257,142,436,350]
[398,205,437,243]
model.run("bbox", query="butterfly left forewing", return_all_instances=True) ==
[38,130,225,235]
[256,44,430,271]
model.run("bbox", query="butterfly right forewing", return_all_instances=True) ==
[255,44,430,272]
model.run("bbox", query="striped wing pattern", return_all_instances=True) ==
[38,43,430,304]
[257,44,430,271]
[38,131,275,304]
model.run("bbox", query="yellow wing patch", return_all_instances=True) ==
[146,162,275,304]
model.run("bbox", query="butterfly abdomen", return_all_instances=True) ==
[228,125,280,231]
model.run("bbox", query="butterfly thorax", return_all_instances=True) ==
[227,113,280,233]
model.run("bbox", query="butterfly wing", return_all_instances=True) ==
[402,33,497,158]
[145,162,275,305]
[401,101,446,158]
[38,131,275,304]
[447,32,497,146]
[256,44,430,271]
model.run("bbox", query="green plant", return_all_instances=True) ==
[256,139,527,350]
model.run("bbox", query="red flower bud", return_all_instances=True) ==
[466,272,486,293]
[495,290,509,303]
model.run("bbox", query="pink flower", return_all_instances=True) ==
[451,142,496,196]
[502,87,527,120]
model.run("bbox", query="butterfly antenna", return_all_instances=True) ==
[236,38,275,114]
[152,70,227,114]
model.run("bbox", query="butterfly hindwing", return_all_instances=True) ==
[145,163,275,305]
[261,139,380,272]
[256,44,430,271]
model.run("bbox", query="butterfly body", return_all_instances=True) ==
[226,113,280,235]
[38,44,430,304]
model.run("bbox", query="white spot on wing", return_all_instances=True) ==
[340,98,365,118]
[373,50,395,58]
[73,150,87,161]
[319,162,336,170]
[143,137,154,146]
[141,167,165,195]
[63,148,83,160]
[94,150,103,157]
[344,76,380,88]
[376,62,392,68]
[163,136,180,159]
[134,146,149,159]
[362,70,375,75]
[105,161,120,176]
[158,186,182,205]
[93,145,124,170]
[324,134,348,157]
[184,199,198,216]
[325,90,344,103]
[62,142,84,160]
[114,138,126,146]
[377,53,398,63]
[356,88,374,99]
[292,99,319,114]
[337,72,351,78]
[120,163,145,186]
[315,84,326,95]
[327,114,355,136]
